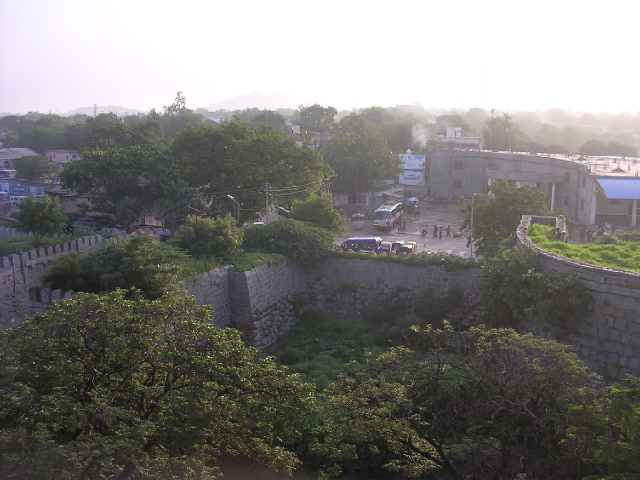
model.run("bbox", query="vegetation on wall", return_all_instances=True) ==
[529,223,640,273]
[43,234,190,299]
[170,215,243,261]
[242,219,336,266]
[478,245,591,333]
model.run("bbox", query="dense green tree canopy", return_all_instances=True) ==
[242,218,336,265]
[580,139,638,157]
[170,215,243,260]
[478,245,591,331]
[299,104,337,134]
[460,181,549,257]
[312,325,603,480]
[80,113,164,150]
[322,130,400,195]
[0,290,315,479]
[172,120,331,223]
[482,112,522,152]
[14,195,67,247]
[43,234,190,300]
[289,195,345,234]
[61,144,185,228]
[14,155,55,182]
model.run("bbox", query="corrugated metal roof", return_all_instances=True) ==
[596,177,640,199]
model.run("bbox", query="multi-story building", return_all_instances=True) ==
[430,149,640,227]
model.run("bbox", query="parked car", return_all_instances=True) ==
[398,241,417,254]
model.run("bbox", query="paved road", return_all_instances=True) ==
[338,202,474,257]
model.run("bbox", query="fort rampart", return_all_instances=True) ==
[4,227,639,381]
[518,215,640,380]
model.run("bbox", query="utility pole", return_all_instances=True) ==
[265,182,269,226]
[470,195,475,258]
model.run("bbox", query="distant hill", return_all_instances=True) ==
[207,92,321,111]
[65,105,143,116]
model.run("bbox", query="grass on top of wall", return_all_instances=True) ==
[332,249,479,269]
[189,252,286,274]
[528,223,640,273]
[0,235,78,257]
[0,218,15,228]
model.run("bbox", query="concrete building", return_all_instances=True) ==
[430,149,640,226]
[0,148,39,169]
[434,127,484,151]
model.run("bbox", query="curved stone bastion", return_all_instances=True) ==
[518,215,640,381]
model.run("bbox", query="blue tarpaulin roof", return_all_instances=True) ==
[596,177,640,199]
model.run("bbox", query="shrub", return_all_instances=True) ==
[242,218,336,266]
[289,195,345,234]
[478,246,591,333]
[171,215,243,260]
[43,234,191,299]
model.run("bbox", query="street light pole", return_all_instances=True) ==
[227,195,240,227]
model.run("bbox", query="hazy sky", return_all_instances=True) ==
[1,0,639,115]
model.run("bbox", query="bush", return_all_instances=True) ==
[289,195,345,234]
[170,215,243,260]
[242,218,336,266]
[478,246,591,333]
[43,234,191,299]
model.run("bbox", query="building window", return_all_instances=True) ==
[453,179,462,188]
[609,199,621,205]
[581,177,586,188]
[564,196,569,205]
[454,161,463,170]
[564,172,570,182]
[580,200,585,211]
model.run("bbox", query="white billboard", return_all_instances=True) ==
[399,170,424,186]
[399,154,425,171]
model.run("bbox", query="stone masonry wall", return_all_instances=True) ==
[0,227,33,242]
[229,260,308,349]
[0,235,120,327]
[305,257,481,321]
[518,215,640,381]
[185,266,232,328]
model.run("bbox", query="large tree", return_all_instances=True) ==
[482,112,521,152]
[61,144,185,228]
[172,120,331,223]
[460,181,549,257]
[0,290,315,479]
[14,155,55,182]
[322,131,400,196]
[14,195,67,247]
[312,325,602,480]
[289,195,345,234]
[299,104,337,134]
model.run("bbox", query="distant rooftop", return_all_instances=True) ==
[486,150,640,178]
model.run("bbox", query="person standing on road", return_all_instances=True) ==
[439,226,443,239]
[446,225,451,237]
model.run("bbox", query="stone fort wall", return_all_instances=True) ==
[518,215,640,380]
[0,234,127,327]
[5,227,639,381]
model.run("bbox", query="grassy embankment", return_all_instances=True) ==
[528,223,640,273]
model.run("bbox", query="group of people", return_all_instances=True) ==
[421,225,451,239]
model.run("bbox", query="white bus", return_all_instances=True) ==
[374,202,403,229]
